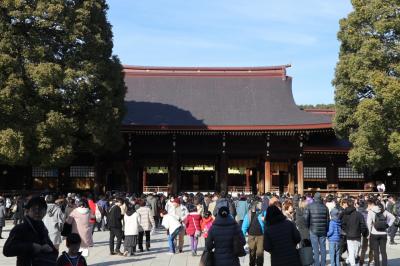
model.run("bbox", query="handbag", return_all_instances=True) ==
[298,239,314,266]
[199,249,214,266]
[192,216,201,237]
[61,222,72,237]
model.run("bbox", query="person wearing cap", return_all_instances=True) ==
[168,197,188,253]
[304,192,329,266]
[3,196,58,265]
[205,206,245,266]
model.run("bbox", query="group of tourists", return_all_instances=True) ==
[0,190,399,266]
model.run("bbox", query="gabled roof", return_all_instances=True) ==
[122,65,332,130]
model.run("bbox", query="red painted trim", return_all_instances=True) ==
[120,123,333,131]
[304,109,336,115]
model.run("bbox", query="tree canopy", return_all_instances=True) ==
[0,0,126,167]
[333,0,400,172]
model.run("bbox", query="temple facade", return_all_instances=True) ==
[2,65,396,195]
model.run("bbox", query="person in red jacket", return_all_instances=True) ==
[87,195,97,234]
[57,233,87,266]
[185,205,202,256]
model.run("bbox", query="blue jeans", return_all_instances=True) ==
[310,232,326,266]
[167,226,181,253]
[329,241,340,266]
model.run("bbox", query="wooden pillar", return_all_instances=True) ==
[264,160,271,193]
[245,168,251,191]
[288,160,295,195]
[219,154,228,193]
[142,168,147,193]
[297,160,304,195]
[169,153,179,195]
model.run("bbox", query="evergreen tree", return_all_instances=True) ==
[333,0,400,171]
[0,0,126,167]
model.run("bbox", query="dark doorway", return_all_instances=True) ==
[180,170,215,191]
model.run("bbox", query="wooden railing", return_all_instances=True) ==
[143,186,169,193]
[228,186,251,194]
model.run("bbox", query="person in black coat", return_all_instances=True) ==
[205,206,245,266]
[107,198,124,255]
[304,192,329,266]
[264,205,302,266]
[3,196,58,266]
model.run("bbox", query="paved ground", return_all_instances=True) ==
[1,221,400,265]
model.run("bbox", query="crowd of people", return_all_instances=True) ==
[0,190,399,266]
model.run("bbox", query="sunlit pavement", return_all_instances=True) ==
[1,221,400,266]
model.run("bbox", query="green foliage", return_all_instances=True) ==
[297,104,335,110]
[333,0,400,171]
[0,0,126,167]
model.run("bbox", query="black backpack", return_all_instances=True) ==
[374,211,388,232]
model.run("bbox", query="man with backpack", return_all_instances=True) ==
[341,199,368,266]
[367,200,395,266]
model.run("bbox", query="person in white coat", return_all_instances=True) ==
[123,204,140,256]
[161,210,182,254]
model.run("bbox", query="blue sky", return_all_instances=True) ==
[107,0,353,105]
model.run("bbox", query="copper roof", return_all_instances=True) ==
[122,65,332,130]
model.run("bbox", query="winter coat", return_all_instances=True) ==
[264,213,301,266]
[304,196,329,236]
[367,205,395,236]
[56,251,87,266]
[0,204,6,227]
[242,210,265,236]
[107,205,122,229]
[43,203,64,246]
[342,206,368,240]
[213,198,236,218]
[137,206,156,231]
[161,214,181,234]
[235,199,249,221]
[146,195,158,217]
[124,212,140,236]
[66,207,93,248]
[200,216,214,238]
[205,215,245,266]
[185,212,202,236]
[327,220,341,243]
[3,216,58,266]
[169,204,189,223]
[295,207,309,240]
